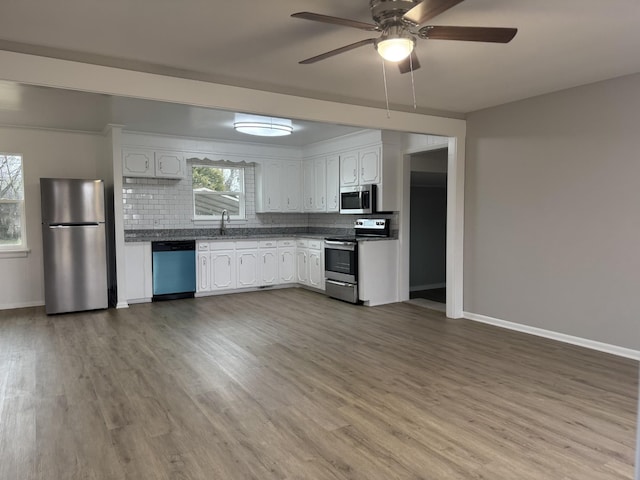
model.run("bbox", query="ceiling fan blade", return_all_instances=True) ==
[291,12,379,31]
[299,39,376,64]
[419,25,517,43]
[398,51,421,74]
[403,0,465,25]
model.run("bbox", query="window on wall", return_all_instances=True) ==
[0,154,26,251]
[192,165,245,219]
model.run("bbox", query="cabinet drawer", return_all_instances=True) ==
[197,242,210,251]
[259,240,278,248]
[308,240,322,250]
[296,239,309,248]
[210,241,235,250]
[277,239,295,247]
[236,240,259,249]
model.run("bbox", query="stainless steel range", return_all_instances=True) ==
[324,218,389,303]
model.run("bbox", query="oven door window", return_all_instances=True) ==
[325,248,356,277]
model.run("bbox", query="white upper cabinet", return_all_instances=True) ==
[123,148,154,178]
[283,160,301,211]
[326,155,340,212]
[358,146,381,185]
[122,148,185,179]
[339,151,359,187]
[255,158,302,213]
[314,158,327,211]
[303,160,315,212]
[340,146,381,187]
[155,151,185,179]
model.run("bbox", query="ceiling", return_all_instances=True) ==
[0,0,638,116]
[0,82,365,146]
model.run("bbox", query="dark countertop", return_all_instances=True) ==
[124,228,398,243]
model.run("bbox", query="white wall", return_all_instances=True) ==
[465,72,640,351]
[0,126,103,309]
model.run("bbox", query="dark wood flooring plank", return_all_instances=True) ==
[0,288,636,479]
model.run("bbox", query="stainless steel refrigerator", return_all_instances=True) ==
[40,178,108,314]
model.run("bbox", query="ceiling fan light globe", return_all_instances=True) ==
[376,37,414,62]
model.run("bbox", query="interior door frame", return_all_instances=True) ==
[399,136,464,318]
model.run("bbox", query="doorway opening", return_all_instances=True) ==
[408,147,448,312]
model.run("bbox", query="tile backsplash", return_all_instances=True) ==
[123,160,398,233]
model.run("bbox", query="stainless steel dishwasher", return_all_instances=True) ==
[151,240,196,301]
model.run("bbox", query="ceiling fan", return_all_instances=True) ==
[292,0,517,74]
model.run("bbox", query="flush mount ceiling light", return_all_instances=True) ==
[233,114,293,137]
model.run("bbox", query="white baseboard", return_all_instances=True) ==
[463,311,640,361]
[410,282,446,292]
[0,300,44,311]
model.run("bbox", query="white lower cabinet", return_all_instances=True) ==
[125,242,153,303]
[308,240,324,291]
[296,249,308,284]
[236,241,259,288]
[259,240,279,286]
[197,242,210,293]
[211,246,236,291]
[278,239,296,283]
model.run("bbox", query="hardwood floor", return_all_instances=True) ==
[0,288,637,479]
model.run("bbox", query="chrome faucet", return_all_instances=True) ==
[220,209,230,235]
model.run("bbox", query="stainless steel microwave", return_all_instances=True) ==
[340,184,376,214]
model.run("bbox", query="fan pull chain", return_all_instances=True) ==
[410,55,417,110]
[381,59,391,118]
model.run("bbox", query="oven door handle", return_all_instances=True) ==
[326,279,355,287]
[324,240,357,251]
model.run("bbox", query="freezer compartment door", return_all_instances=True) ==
[40,178,105,224]
[42,223,108,314]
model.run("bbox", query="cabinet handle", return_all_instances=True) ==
[145,160,149,169]
[361,167,364,176]
[159,161,163,170]
[240,257,243,265]
[353,168,356,177]
[227,258,230,266]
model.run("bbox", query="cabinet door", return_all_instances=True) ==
[296,249,308,284]
[326,155,340,212]
[359,146,381,184]
[308,249,324,290]
[340,151,359,187]
[211,250,236,290]
[283,161,301,212]
[302,160,315,212]
[155,151,185,179]
[123,148,154,178]
[260,249,278,285]
[196,252,210,292]
[279,248,295,283]
[314,158,327,211]
[264,160,282,211]
[124,243,152,301]
[237,250,258,288]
